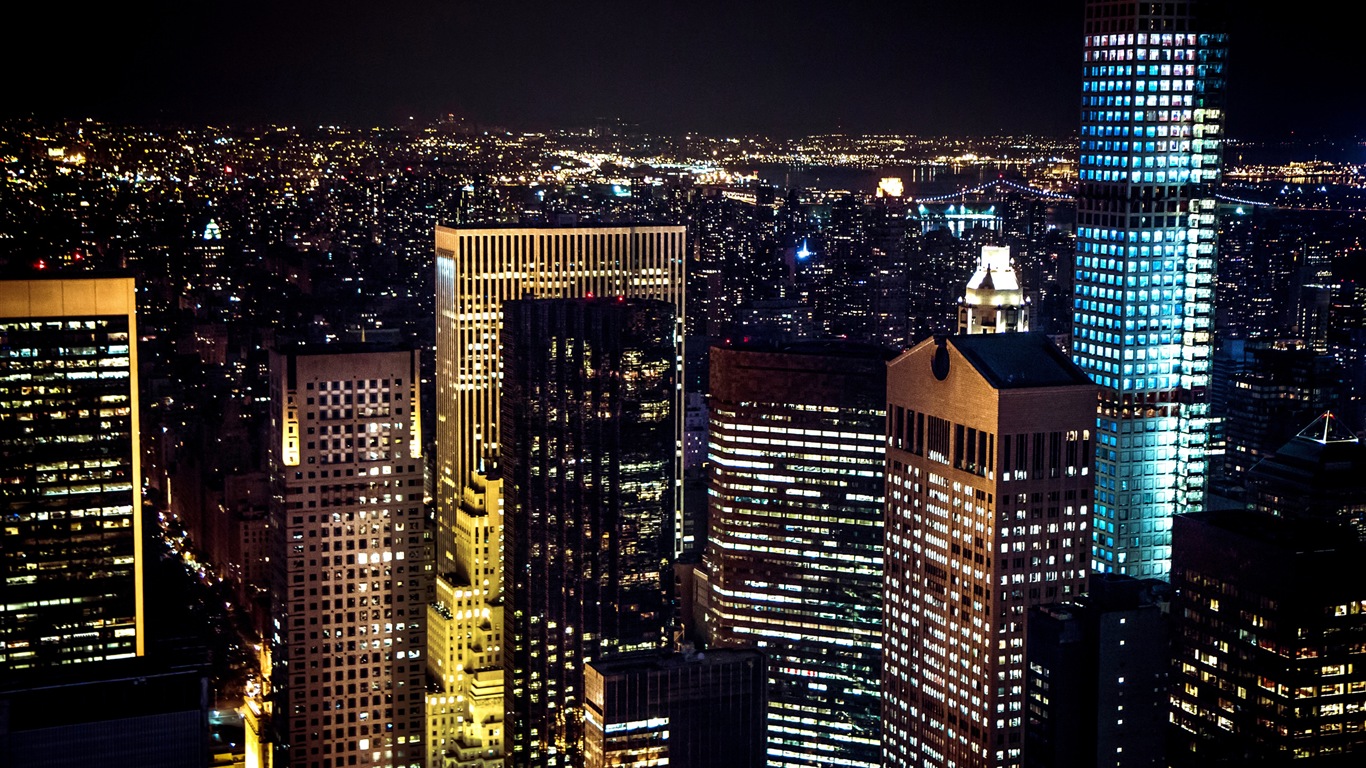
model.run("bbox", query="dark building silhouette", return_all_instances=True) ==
[501,298,676,768]
[700,341,892,768]
[1221,345,1346,490]
[1246,411,1366,538]
[883,333,1097,768]
[583,648,766,768]
[1171,510,1366,766]
[0,659,210,768]
[1025,574,1170,768]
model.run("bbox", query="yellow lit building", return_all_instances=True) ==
[427,470,506,768]
[0,276,144,671]
[433,225,686,571]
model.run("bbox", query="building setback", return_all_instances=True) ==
[0,276,143,671]
[702,341,892,768]
[583,648,767,768]
[883,334,1097,768]
[267,344,429,768]
[501,298,676,768]
[1073,0,1228,577]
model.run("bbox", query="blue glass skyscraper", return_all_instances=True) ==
[1073,0,1227,578]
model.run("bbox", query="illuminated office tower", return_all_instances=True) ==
[703,342,892,768]
[0,276,143,671]
[958,245,1030,334]
[426,469,506,768]
[501,298,676,768]
[434,225,686,570]
[1073,0,1227,577]
[883,335,1096,768]
[267,345,428,768]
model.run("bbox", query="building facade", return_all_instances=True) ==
[434,225,686,569]
[1024,574,1170,768]
[426,469,506,767]
[267,345,429,768]
[500,298,677,768]
[883,334,1097,768]
[583,648,766,768]
[703,342,892,768]
[0,276,143,671]
[1073,0,1227,577]
[1171,510,1366,764]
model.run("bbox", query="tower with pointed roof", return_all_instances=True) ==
[958,245,1029,334]
[1246,411,1366,538]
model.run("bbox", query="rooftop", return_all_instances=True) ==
[949,333,1093,389]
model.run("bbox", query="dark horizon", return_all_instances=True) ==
[6,2,1362,141]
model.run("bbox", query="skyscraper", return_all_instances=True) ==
[702,341,891,768]
[434,225,686,571]
[1073,0,1227,577]
[884,334,1097,768]
[266,344,428,768]
[0,276,144,671]
[500,297,677,768]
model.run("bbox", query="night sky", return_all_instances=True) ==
[7,1,1359,139]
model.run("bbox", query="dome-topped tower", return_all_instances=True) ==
[958,245,1029,334]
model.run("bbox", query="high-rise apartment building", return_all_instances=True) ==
[434,225,686,569]
[0,276,144,671]
[500,298,676,768]
[583,648,767,768]
[959,246,1029,335]
[884,334,1097,768]
[703,341,892,768]
[267,344,429,768]
[1073,0,1227,577]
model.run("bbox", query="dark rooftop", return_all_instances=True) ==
[949,333,1094,389]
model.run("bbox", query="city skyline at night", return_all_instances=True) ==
[7,1,1366,766]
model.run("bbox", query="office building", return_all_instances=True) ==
[267,344,428,768]
[703,341,892,768]
[583,648,766,768]
[1245,411,1366,537]
[884,334,1097,768]
[501,298,676,768]
[1024,574,1170,768]
[1073,0,1228,576]
[959,246,1030,334]
[1171,510,1366,764]
[434,225,686,569]
[0,276,143,671]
